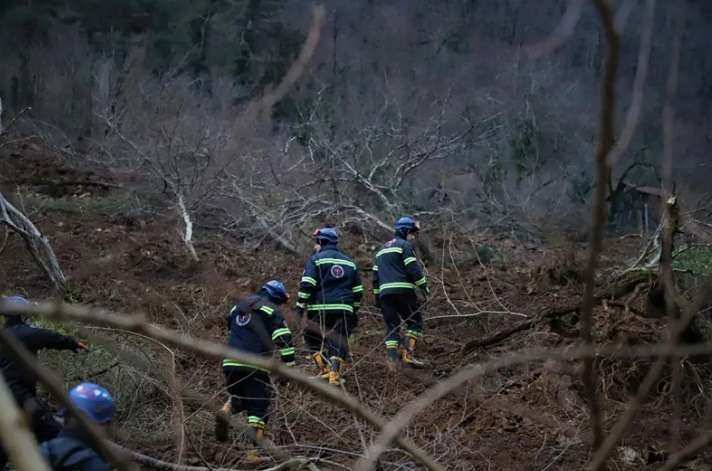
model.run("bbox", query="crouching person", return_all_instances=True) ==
[215,280,295,456]
[40,383,114,471]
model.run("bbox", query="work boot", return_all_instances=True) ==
[386,347,400,373]
[215,400,232,442]
[311,351,330,379]
[244,426,269,464]
[328,356,345,385]
[400,337,427,369]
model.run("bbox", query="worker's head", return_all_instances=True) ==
[260,280,289,305]
[1,295,30,326]
[68,382,115,426]
[394,217,421,240]
[312,227,339,252]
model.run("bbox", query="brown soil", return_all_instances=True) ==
[1,140,709,470]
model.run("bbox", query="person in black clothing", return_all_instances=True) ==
[373,217,430,370]
[296,228,363,385]
[40,382,115,471]
[0,295,88,469]
[215,280,294,454]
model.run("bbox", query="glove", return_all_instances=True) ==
[73,341,89,353]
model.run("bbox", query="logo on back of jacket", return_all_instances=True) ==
[330,265,345,279]
[236,310,251,326]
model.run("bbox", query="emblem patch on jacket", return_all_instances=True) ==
[330,265,345,278]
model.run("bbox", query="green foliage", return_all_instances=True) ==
[674,245,712,277]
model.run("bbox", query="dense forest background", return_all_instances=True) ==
[1,0,710,246]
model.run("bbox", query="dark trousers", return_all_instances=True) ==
[0,396,62,468]
[380,292,423,347]
[303,310,353,361]
[223,367,271,429]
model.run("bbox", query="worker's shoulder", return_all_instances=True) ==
[377,237,410,252]
[313,248,356,265]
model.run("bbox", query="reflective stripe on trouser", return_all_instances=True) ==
[303,309,354,361]
[223,367,272,425]
[379,292,423,346]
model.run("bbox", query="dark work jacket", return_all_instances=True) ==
[222,293,294,372]
[0,320,79,402]
[296,244,363,313]
[372,235,428,297]
[40,427,109,471]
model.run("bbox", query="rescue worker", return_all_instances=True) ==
[373,217,429,370]
[40,382,114,471]
[296,228,362,385]
[0,295,88,469]
[215,280,295,453]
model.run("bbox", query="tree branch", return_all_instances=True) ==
[0,374,51,471]
[1,301,443,471]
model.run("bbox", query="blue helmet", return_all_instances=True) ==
[261,280,289,304]
[1,295,30,322]
[394,216,421,234]
[69,383,115,424]
[313,227,339,245]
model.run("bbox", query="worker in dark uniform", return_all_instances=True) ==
[215,280,295,453]
[296,228,362,385]
[0,295,88,469]
[373,217,429,370]
[40,382,114,471]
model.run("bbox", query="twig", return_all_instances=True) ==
[581,0,620,453]
[352,340,712,471]
[1,300,443,471]
[659,429,712,471]
[0,330,136,471]
[587,5,684,470]
[116,444,316,471]
[0,374,51,471]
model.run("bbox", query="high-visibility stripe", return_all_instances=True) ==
[376,247,403,258]
[307,304,354,313]
[354,302,361,307]
[385,340,400,348]
[379,282,416,290]
[301,276,317,286]
[373,288,381,294]
[280,347,296,356]
[404,257,417,265]
[406,329,423,338]
[372,265,379,271]
[259,305,274,315]
[297,291,311,299]
[296,302,306,309]
[314,258,356,269]
[352,285,364,293]
[222,359,268,372]
[247,416,265,428]
[272,328,291,340]
[414,277,427,287]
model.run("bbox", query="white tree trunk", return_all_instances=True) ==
[177,193,199,262]
[0,192,66,291]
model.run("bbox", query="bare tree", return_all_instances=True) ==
[0,192,66,291]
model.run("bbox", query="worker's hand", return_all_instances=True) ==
[73,341,89,353]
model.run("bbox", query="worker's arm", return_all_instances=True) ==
[296,258,318,313]
[351,266,363,313]
[269,309,295,366]
[403,242,428,296]
[20,327,85,352]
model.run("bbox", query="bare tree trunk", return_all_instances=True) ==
[0,96,4,134]
[0,191,66,291]
[177,193,199,262]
